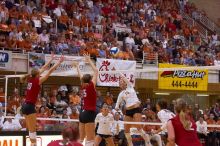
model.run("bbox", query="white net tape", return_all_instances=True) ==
[4,116,220,128]
[3,65,220,77]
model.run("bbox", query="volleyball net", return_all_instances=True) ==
[2,64,220,128]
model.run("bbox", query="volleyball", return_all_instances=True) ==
[109,47,119,56]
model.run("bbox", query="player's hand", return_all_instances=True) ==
[59,55,65,63]
[83,53,90,63]
[72,61,79,67]
[51,52,55,60]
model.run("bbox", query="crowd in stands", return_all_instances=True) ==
[0,0,219,65]
[0,85,220,145]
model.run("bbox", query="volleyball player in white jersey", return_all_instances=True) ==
[115,73,143,146]
[153,100,175,135]
[94,103,115,146]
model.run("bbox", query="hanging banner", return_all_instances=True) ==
[158,63,208,91]
[44,54,85,76]
[0,50,12,69]
[96,58,136,87]
[28,53,86,76]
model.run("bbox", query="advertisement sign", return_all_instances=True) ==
[44,54,85,76]
[26,135,62,146]
[0,50,12,69]
[28,53,85,76]
[96,58,136,86]
[158,63,208,91]
[0,136,23,146]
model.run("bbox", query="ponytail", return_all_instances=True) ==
[179,110,191,130]
[175,98,192,131]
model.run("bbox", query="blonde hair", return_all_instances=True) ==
[31,68,39,77]
[175,99,191,130]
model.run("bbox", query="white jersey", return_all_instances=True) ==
[157,109,175,131]
[111,120,124,135]
[115,84,140,109]
[95,113,114,135]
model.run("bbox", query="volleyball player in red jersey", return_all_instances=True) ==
[166,98,202,146]
[20,54,64,146]
[72,54,98,146]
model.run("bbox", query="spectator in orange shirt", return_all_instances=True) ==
[142,114,162,146]
[7,35,17,50]
[104,92,114,106]
[37,106,49,131]
[58,11,69,31]
[7,95,20,114]
[69,107,79,120]
[69,89,80,106]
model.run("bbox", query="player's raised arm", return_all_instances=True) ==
[39,53,55,74]
[72,61,83,80]
[84,54,98,85]
[119,72,130,85]
[20,74,31,84]
[39,55,64,85]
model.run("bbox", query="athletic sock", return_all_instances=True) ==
[139,129,152,146]
[125,133,133,146]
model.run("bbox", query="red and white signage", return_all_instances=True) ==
[96,58,136,87]
[0,136,23,146]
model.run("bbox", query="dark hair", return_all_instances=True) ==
[157,100,168,109]
[39,106,45,113]
[102,103,108,108]
[62,124,79,141]
[82,74,92,83]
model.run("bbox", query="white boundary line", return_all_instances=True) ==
[5,116,220,128]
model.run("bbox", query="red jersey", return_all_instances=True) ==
[47,140,83,146]
[171,115,202,146]
[81,81,97,111]
[25,77,40,104]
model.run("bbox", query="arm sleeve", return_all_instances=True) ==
[95,114,99,126]
[115,92,123,109]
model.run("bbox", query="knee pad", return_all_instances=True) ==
[30,143,36,146]
[85,140,94,146]
[29,132,37,140]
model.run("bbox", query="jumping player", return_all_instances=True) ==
[115,73,143,146]
[72,54,98,146]
[20,54,64,146]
